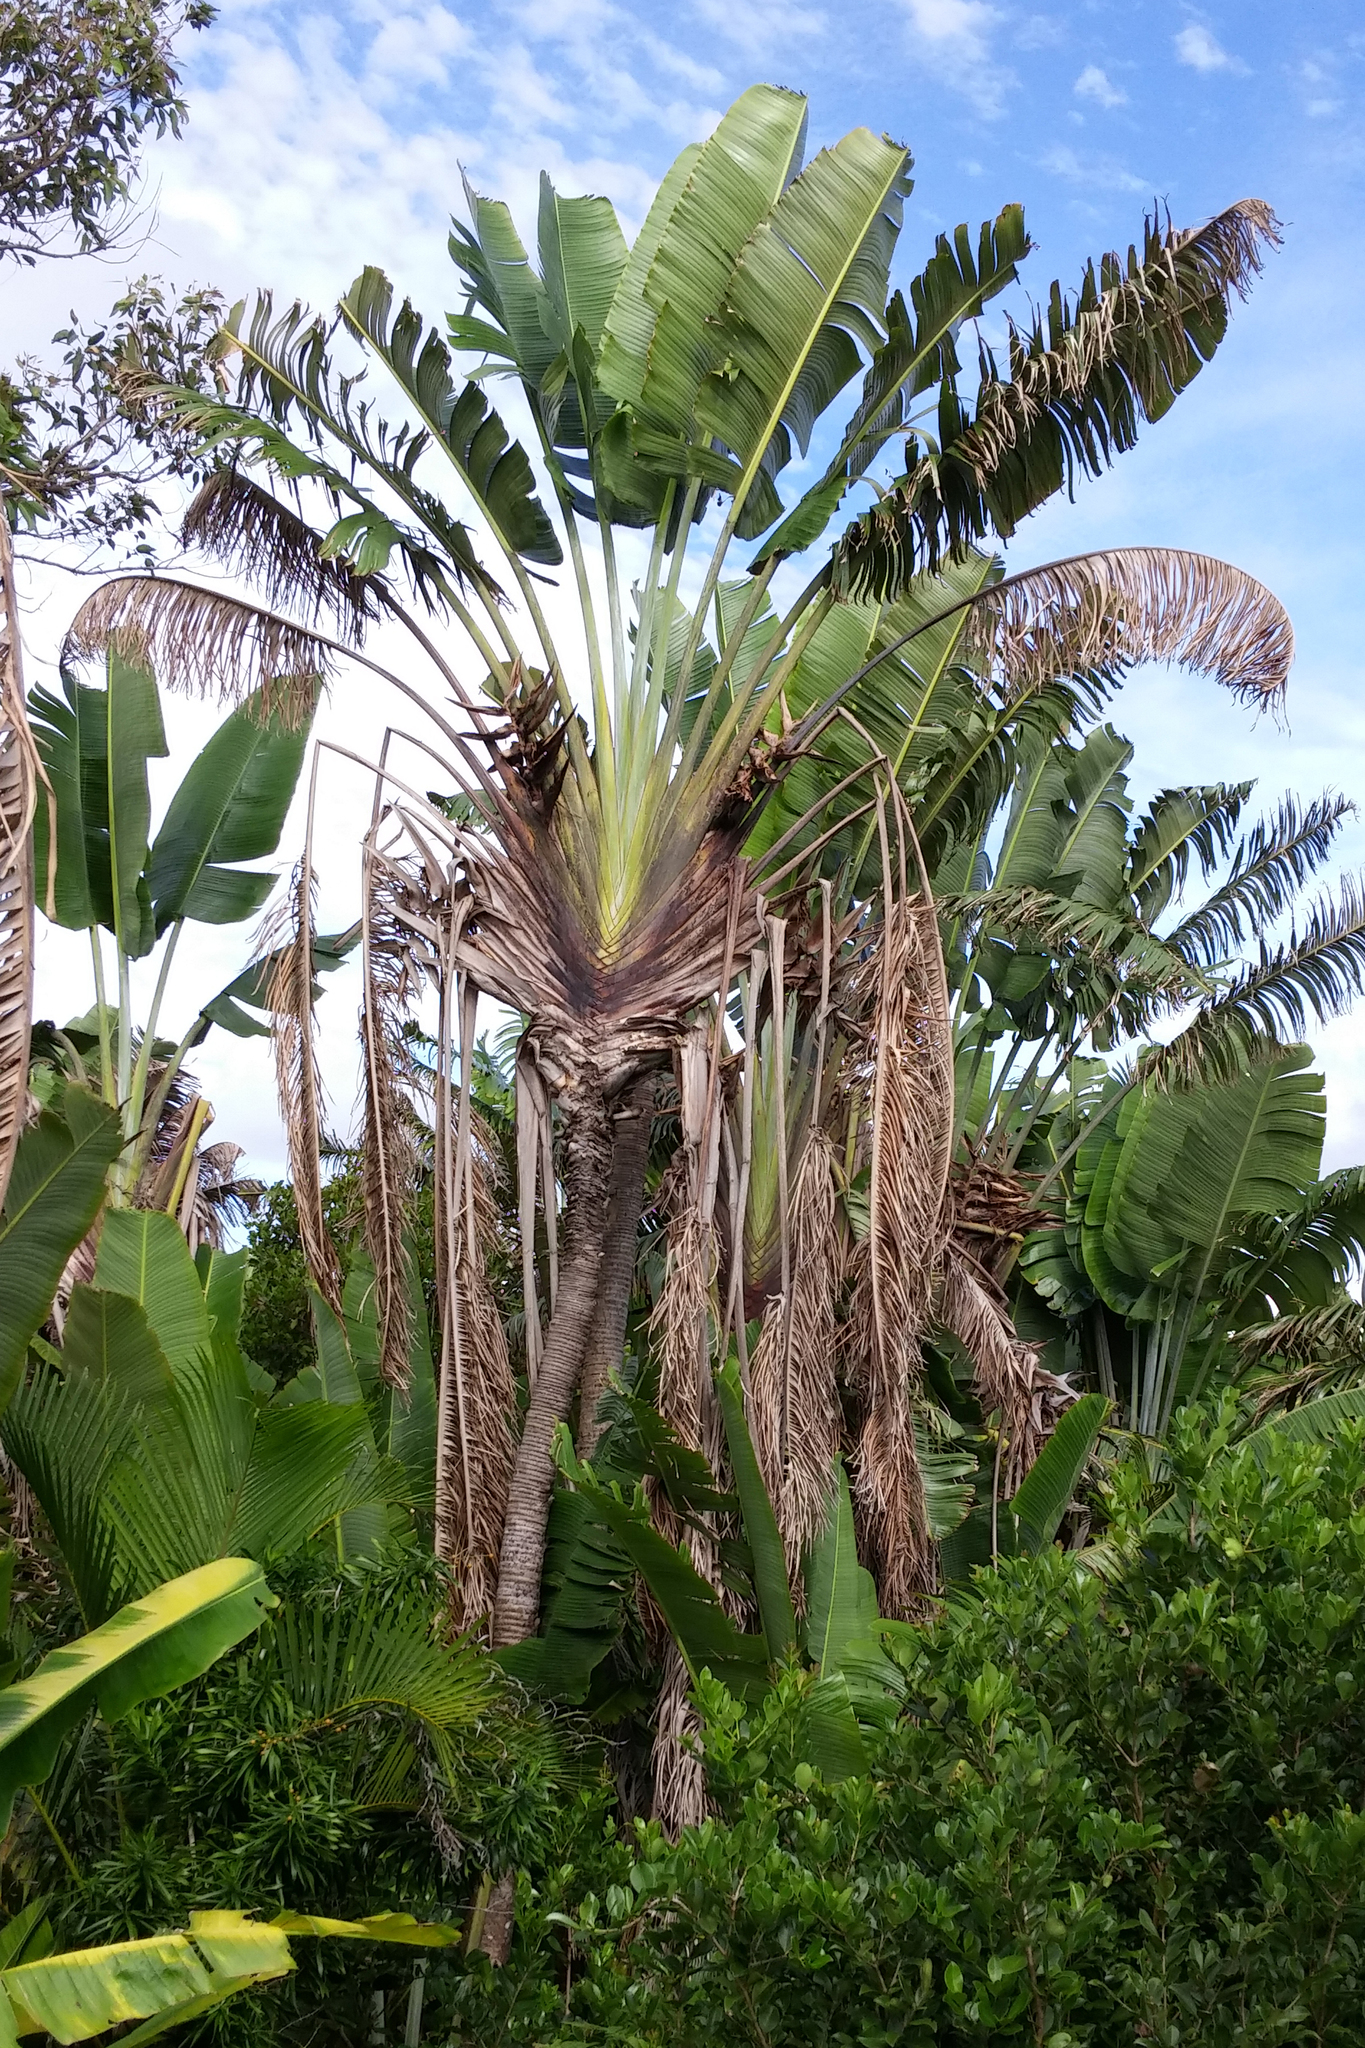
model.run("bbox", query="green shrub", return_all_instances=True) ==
[442,1407,1365,2046]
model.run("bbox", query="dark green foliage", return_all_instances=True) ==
[7,1551,602,2047]
[433,1409,1365,2046]
[0,0,213,263]
[239,1171,361,1386]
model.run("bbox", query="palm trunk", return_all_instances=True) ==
[491,1067,613,1647]
[576,1074,655,1459]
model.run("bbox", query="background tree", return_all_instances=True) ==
[73,85,1299,1690]
[0,0,224,551]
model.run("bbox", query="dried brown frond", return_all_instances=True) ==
[749,1132,844,1579]
[182,469,383,641]
[651,1643,710,1840]
[360,846,421,1390]
[652,1027,723,1469]
[935,1246,1074,1493]
[63,575,332,728]
[264,856,345,1314]
[436,962,517,1638]
[950,1157,1055,1281]
[1236,1301,1365,1369]
[0,515,39,1212]
[964,548,1293,708]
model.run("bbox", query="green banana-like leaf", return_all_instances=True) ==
[268,1911,463,1946]
[1006,1393,1109,1551]
[93,1209,211,1376]
[28,677,108,931]
[197,921,359,1039]
[803,1461,879,1676]
[61,1287,177,1408]
[340,267,562,566]
[0,1085,122,1412]
[195,1245,249,1351]
[1096,1045,1325,1295]
[561,1443,770,1698]
[0,1907,463,2047]
[0,1559,275,1834]
[145,683,314,935]
[30,648,166,953]
[691,125,910,524]
[536,172,628,364]
[714,1357,797,1661]
[105,646,165,958]
[494,1488,634,1705]
[803,1672,869,1781]
[752,207,1029,566]
[448,179,560,388]
[600,84,808,419]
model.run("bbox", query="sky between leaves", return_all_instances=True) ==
[10,0,1365,1181]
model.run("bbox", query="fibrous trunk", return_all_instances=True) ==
[491,1061,613,1647]
[576,1070,656,1458]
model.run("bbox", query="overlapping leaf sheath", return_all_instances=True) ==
[847,896,952,1615]
[0,514,39,1213]
[431,941,517,1636]
[265,853,344,1315]
[360,845,421,1389]
[748,1129,844,1581]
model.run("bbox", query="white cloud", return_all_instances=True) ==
[688,0,826,55]
[1040,142,1149,193]
[900,0,1013,118]
[1174,23,1242,73]
[1074,63,1126,109]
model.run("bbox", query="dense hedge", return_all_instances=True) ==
[447,1407,1365,2047]
[23,1407,1365,2045]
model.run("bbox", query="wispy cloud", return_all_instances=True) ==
[688,0,826,56]
[900,0,1013,118]
[1074,63,1126,109]
[1174,23,1245,74]
[1041,142,1149,193]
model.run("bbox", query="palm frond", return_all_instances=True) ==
[1152,875,1365,1088]
[944,884,1196,989]
[63,576,333,729]
[265,1579,494,1779]
[1236,1301,1365,1368]
[1168,792,1355,966]
[0,515,38,1210]
[264,849,344,1313]
[832,200,1281,588]
[959,549,1293,707]
[182,469,384,640]
[1127,781,1253,927]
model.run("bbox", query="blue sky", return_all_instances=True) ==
[13,0,1365,1176]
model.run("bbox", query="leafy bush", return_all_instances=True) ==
[439,1406,1365,2046]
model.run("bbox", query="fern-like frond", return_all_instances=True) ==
[1167,792,1356,966]
[1152,876,1365,1088]
[63,577,335,727]
[831,200,1281,587]
[1127,781,1253,927]
[181,470,385,640]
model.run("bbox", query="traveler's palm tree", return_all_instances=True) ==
[66,85,1297,1644]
